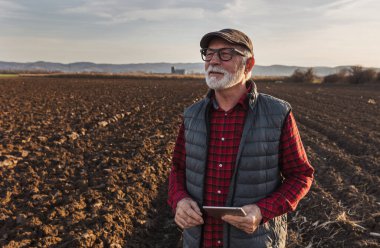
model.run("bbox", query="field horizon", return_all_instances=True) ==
[2,60,380,77]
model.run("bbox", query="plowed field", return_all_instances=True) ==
[0,76,379,247]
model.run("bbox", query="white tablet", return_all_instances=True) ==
[203,206,247,218]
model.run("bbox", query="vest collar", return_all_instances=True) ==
[206,79,258,110]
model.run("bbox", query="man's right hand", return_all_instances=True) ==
[175,198,204,229]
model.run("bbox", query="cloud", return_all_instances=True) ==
[1,0,379,66]
[320,0,380,22]
[104,8,205,24]
[62,0,209,23]
[0,0,23,10]
[0,0,25,18]
[313,0,358,11]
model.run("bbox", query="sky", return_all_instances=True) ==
[1,0,380,67]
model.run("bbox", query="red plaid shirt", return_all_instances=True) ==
[168,88,314,247]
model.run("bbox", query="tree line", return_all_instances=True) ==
[288,66,380,84]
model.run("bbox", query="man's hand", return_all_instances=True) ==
[175,198,204,229]
[221,204,262,234]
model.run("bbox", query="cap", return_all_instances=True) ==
[200,28,253,56]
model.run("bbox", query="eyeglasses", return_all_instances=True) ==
[200,47,245,62]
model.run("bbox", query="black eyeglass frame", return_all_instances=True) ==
[200,47,246,62]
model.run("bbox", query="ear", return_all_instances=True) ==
[245,57,255,72]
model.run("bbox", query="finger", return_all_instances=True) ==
[239,221,259,234]
[176,213,198,229]
[176,214,200,229]
[244,225,258,234]
[222,217,256,232]
[241,221,258,231]
[189,201,202,216]
[185,208,204,223]
[222,215,244,224]
[178,201,201,219]
[185,213,204,225]
[175,217,185,229]
[222,218,243,230]
[177,207,201,222]
[177,209,203,226]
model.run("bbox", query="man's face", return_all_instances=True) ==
[204,38,246,91]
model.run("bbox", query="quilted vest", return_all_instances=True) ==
[182,81,291,248]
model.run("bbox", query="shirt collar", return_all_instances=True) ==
[210,82,252,111]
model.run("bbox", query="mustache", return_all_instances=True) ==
[206,66,228,74]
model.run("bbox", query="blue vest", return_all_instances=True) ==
[182,81,290,248]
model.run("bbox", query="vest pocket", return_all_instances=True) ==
[182,226,201,248]
[229,225,274,247]
[230,224,269,238]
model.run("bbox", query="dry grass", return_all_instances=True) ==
[19,72,205,80]
[0,74,18,78]
[253,76,288,83]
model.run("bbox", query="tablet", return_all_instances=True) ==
[203,206,247,218]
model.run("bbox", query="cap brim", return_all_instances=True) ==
[200,32,237,49]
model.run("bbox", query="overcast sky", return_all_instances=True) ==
[1,0,380,67]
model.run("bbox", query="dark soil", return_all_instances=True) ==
[0,77,379,247]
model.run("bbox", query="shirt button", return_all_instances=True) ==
[217,190,221,194]
[221,137,225,141]
[225,112,227,116]
[219,163,223,168]
[217,240,222,244]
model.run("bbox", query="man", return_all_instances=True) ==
[168,28,314,248]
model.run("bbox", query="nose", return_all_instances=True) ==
[208,52,221,65]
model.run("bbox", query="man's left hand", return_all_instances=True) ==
[221,204,262,234]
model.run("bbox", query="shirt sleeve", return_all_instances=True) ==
[256,111,314,223]
[167,121,191,212]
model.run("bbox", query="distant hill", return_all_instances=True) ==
[0,61,378,77]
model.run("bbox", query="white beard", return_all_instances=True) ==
[205,64,245,90]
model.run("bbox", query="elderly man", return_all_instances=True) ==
[168,28,314,248]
